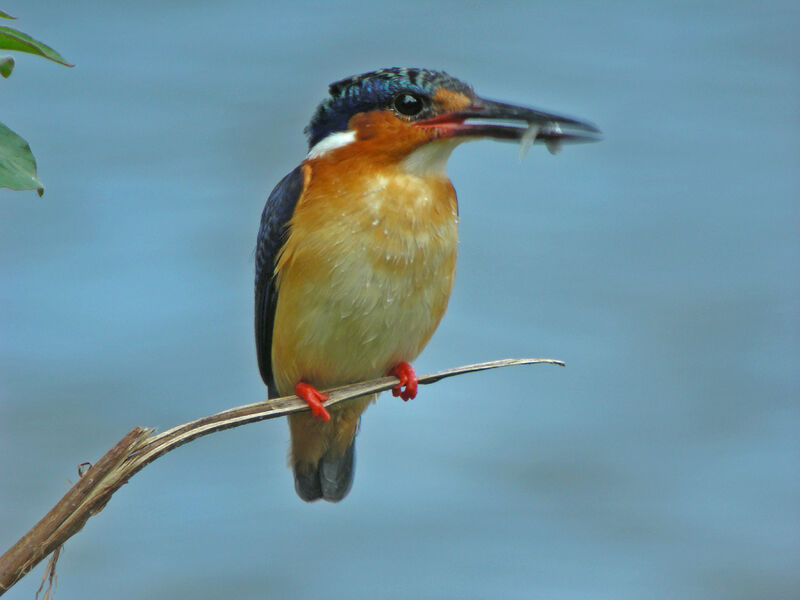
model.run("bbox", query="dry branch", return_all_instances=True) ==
[0,357,563,595]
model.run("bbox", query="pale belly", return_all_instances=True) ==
[271,217,458,395]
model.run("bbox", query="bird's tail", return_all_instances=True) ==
[293,438,356,502]
[288,394,373,503]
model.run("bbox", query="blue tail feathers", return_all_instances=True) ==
[294,439,356,503]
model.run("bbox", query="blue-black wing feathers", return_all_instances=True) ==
[255,165,305,397]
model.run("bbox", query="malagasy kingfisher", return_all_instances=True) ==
[255,67,600,502]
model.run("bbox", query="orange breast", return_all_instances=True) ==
[270,154,459,395]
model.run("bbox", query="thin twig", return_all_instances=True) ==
[34,546,59,600]
[0,357,563,595]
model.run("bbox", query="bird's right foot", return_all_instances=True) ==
[390,361,418,401]
[295,382,331,421]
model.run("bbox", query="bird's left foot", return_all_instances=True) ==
[390,362,418,401]
[295,381,331,421]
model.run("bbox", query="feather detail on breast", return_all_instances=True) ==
[270,158,459,396]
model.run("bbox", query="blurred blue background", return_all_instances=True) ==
[1,2,798,599]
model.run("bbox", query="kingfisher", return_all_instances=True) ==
[255,67,599,502]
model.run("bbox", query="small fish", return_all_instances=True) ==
[518,121,566,159]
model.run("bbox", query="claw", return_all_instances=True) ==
[390,362,418,401]
[295,382,331,421]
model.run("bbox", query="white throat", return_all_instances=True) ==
[401,139,463,177]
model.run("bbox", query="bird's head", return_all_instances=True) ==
[304,67,600,174]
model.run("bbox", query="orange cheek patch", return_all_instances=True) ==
[433,89,472,112]
[348,110,400,140]
[342,110,436,160]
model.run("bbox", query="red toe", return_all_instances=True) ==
[295,382,331,421]
[390,362,418,401]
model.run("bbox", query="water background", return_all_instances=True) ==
[1,2,798,599]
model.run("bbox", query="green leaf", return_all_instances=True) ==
[0,55,13,77]
[0,26,72,66]
[0,121,44,195]
[0,10,15,19]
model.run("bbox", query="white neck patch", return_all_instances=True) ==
[401,139,463,177]
[306,130,357,159]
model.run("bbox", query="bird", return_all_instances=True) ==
[255,67,599,502]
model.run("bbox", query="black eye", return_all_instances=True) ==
[393,92,425,116]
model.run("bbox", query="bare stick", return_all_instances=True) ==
[0,357,563,595]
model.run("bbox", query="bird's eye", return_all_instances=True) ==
[392,92,425,117]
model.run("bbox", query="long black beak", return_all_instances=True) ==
[417,96,601,148]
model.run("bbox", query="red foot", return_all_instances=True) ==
[390,362,418,401]
[295,382,330,421]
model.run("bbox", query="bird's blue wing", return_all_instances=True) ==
[255,165,306,396]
